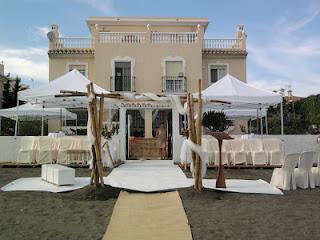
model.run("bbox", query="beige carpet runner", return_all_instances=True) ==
[103,190,192,240]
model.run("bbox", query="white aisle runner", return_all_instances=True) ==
[104,160,193,192]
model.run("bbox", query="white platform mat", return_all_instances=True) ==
[104,160,193,192]
[1,177,90,193]
[202,179,283,195]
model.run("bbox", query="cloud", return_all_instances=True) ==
[75,0,117,15]
[0,46,48,84]
[282,6,320,35]
[248,4,320,97]
[32,26,50,42]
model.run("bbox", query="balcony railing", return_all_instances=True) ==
[52,37,93,49]
[151,32,197,44]
[203,39,244,49]
[100,32,146,44]
[110,76,135,92]
[162,76,187,93]
[49,35,245,52]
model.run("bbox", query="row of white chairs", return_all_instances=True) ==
[270,151,320,190]
[17,136,92,165]
[202,136,283,166]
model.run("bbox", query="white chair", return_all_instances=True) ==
[56,137,74,164]
[17,136,37,164]
[35,137,54,164]
[270,153,300,190]
[201,136,218,165]
[263,138,284,165]
[247,139,267,165]
[311,153,320,186]
[180,139,193,167]
[111,134,120,161]
[81,138,92,164]
[229,139,247,165]
[294,151,316,189]
[51,137,60,163]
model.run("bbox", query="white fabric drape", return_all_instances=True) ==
[152,110,159,122]
[138,110,145,120]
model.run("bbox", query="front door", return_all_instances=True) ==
[125,109,173,160]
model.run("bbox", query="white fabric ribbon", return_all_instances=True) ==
[186,139,207,178]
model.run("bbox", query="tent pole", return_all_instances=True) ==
[75,116,78,136]
[41,104,44,136]
[0,116,1,135]
[260,109,263,135]
[265,112,268,135]
[256,109,259,134]
[60,108,62,132]
[249,119,251,134]
[14,96,19,137]
[64,112,67,128]
[280,101,284,135]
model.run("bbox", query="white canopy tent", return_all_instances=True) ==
[0,103,77,136]
[18,70,109,108]
[194,74,283,135]
[16,70,110,136]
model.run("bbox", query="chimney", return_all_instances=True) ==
[0,61,4,76]
[47,24,59,50]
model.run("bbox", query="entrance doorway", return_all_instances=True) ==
[126,109,172,160]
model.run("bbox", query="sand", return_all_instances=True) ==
[180,169,320,240]
[1,167,320,240]
[0,168,119,240]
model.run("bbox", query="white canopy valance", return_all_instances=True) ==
[0,103,77,120]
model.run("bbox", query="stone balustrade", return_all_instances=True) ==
[49,34,246,51]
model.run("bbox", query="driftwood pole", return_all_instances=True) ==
[187,93,196,178]
[87,83,104,187]
[216,139,226,188]
[195,79,203,191]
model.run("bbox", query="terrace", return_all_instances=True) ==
[48,32,246,52]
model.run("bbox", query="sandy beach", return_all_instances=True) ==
[1,168,320,240]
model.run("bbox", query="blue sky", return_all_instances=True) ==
[1,0,320,96]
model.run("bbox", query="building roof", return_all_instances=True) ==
[284,95,304,103]
[86,16,209,33]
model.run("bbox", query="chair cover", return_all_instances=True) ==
[247,139,267,165]
[56,137,74,164]
[295,151,316,189]
[311,153,320,186]
[201,136,218,165]
[35,137,53,164]
[270,153,300,190]
[263,138,283,165]
[17,136,37,164]
[229,139,247,165]
[81,138,92,164]
[180,139,193,166]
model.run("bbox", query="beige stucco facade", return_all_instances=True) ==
[47,17,248,159]
[47,17,247,93]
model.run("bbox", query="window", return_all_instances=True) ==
[66,108,88,127]
[114,62,132,91]
[68,64,87,77]
[179,114,188,135]
[209,65,227,84]
[164,61,185,92]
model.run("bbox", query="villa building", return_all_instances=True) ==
[47,16,247,161]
